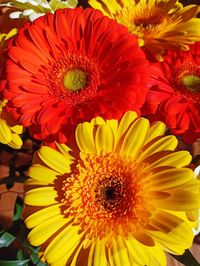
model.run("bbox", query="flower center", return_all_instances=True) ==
[46,54,101,105]
[63,69,87,91]
[182,74,200,92]
[60,152,152,239]
[95,178,126,211]
[171,62,200,101]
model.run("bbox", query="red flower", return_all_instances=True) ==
[143,42,200,143]
[4,8,149,143]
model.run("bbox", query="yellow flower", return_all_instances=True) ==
[89,0,200,60]
[0,100,23,149]
[0,0,78,21]
[24,111,200,266]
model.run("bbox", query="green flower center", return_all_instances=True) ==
[63,69,87,91]
[182,74,200,92]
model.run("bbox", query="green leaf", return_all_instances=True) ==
[17,250,26,260]
[14,203,23,221]
[36,261,48,266]
[0,232,15,248]
[0,260,30,266]
[172,249,200,266]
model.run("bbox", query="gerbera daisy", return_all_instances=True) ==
[24,111,200,266]
[4,8,149,143]
[0,0,78,21]
[89,0,200,60]
[143,42,200,144]
[0,99,23,148]
[0,30,23,149]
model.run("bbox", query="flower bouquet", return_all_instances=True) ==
[0,0,200,265]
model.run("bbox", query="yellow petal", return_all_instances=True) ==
[93,238,107,266]
[148,244,167,266]
[134,231,155,247]
[88,241,96,266]
[95,124,115,154]
[148,210,184,233]
[120,118,150,158]
[7,133,22,149]
[106,119,118,134]
[148,221,194,254]
[144,121,166,145]
[90,116,105,125]
[0,119,12,143]
[125,236,151,265]
[146,150,192,169]
[76,122,96,154]
[154,190,200,211]
[10,124,23,134]
[24,187,57,206]
[28,164,59,183]
[28,214,68,246]
[149,168,194,190]
[56,143,73,160]
[110,237,132,266]
[116,111,137,145]
[44,224,83,264]
[25,203,62,229]
[115,236,132,266]
[38,146,71,174]
[139,135,178,161]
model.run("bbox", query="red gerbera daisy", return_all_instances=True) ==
[3,8,149,143]
[143,42,200,143]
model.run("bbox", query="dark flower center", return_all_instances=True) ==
[96,178,126,211]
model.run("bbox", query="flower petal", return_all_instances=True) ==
[25,187,57,206]
[120,117,150,158]
[149,168,194,190]
[25,203,62,229]
[28,214,69,246]
[38,146,71,173]
[139,135,178,160]
[95,124,115,154]
[28,164,60,183]
[44,224,84,264]
[76,122,96,154]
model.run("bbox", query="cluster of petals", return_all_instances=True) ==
[4,7,149,143]
[0,30,22,149]
[89,0,200,60]
[24,111,200,266]
[143,42,200,143]
[0,0,78,21]
[0,99,23,148]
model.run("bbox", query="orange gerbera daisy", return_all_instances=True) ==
[143,42,200,144]
[24,111,200,266]
[4,8,149,143]
[89,0,200,60]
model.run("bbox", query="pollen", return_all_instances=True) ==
[63,69,87,91]
[182,75,200,92]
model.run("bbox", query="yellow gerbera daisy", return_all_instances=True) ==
[89,0,200,60]
[24,111,200,266]
[0,0,78,21]
[0,100,23,149]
